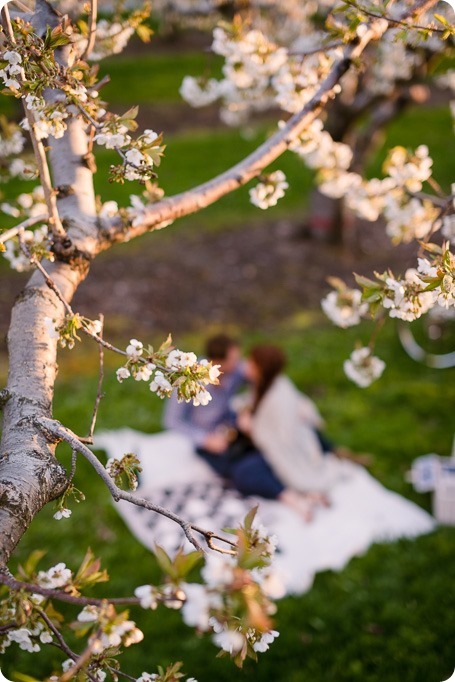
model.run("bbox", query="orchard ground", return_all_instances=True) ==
[0,36,454,682]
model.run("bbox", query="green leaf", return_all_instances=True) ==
[136,24,154,43]
[154,544,176,579]
[434,13,450,26]
[74,548,109,588]
[422,279,442,292]
[243,505,258,532]
[122,106,139,121]
[18,549,47,579]
[419,241,443,255]
[354,274,380,289]
[173,549,203,578]
[326,276,347,292]
[362,288,382,303]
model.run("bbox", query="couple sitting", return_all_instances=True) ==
[164,334,349,521]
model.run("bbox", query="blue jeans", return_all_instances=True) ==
[196,447,284,500]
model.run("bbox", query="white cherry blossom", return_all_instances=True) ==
[344,347,386,387]
[322,289,368,328]
[126,338,143,359]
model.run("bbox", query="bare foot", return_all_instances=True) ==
[279,489,314,522]
[308,492,331,508]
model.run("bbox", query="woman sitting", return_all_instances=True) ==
[236,344,347,505]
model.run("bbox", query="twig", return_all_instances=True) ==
[408,191,452,208]
[68,449,78,484]
[35,606,78,662]
[427,175,445,198]
[60,635,98,682]
[85,314,105,443]
[106,668,137,681]
[0,622,18,634]
[289,40,344,57]
[368,315,386,352]
[0,215,49,245]
[0,572,152,607]
[343,0,446,33]
[81,0,98,61]
[9,0,33,12]
[35,416,238,554]
[2,4,66,241]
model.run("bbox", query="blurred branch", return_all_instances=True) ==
[0,215,49,245]
[81,0,98,61]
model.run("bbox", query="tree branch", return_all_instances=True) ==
[35,416,238,555]
[108,0,439,246]
[0,215,49,245]
[343,0,446,33]
[0,571,172,607]
[1,4,66,241]
[35,605,79,663]
[80,0,98,61]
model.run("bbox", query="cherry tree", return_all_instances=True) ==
[0,0,453,678]
[174,0,454,239]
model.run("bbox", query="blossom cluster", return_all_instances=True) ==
[181,25,288,125]
[97,185,172,231]
[1,183,46,220]
[367,31,421,96]
[314,143,444,246]
[343,347,386,388]
[2,224,50,272]
[382,269,435,322]
[180,23,340,126]
[0,19,164,192]
[0,49,23,91]
[21,94,70,141]
[116,336,221,406]
[323,241,455,387]
[321,286,368,329]
[178,520,281,664]
[44,313,102,350]
[79,19,135,61]
[0,117,34,182]
[105,452,142,491]
[95,116,165,183]
[1,621,53,654]
[135,662,197,682]
[249,170,289,209]
[135,510,282,666]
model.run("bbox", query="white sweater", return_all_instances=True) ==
[251,375,345,493]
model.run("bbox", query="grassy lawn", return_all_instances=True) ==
[0,104,451,249]
[1,319,454,681]
[100,50,223,104]
[1,44,455,682]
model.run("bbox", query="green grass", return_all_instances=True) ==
[1,46,455,682]
[0,104,451,253]
[1,319,454,681]
[100,51,223,104]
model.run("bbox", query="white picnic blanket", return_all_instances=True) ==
[95,429,436,595]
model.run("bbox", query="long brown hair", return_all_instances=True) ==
[249,345,287,411]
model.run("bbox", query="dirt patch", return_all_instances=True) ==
[65,218,414,337]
